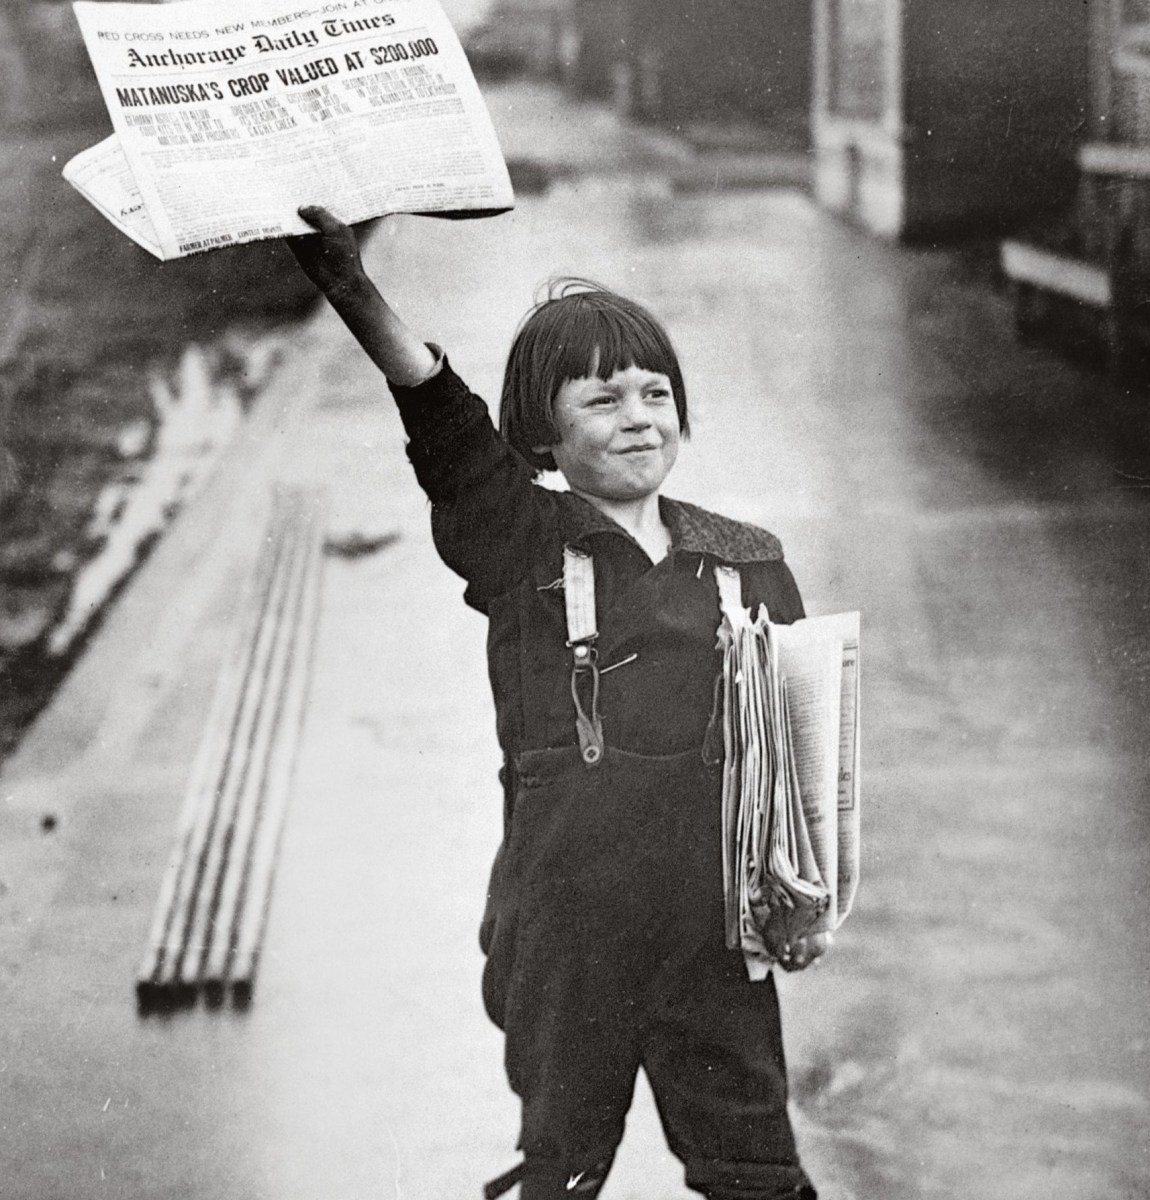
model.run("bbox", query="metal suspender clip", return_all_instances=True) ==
[570,641,603,766]
[563,546,605,767]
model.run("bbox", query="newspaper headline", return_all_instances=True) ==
[65,0,514,259]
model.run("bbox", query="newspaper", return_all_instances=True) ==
[64,0,514,260]
[771,611,861,926]
[715,566,860,980]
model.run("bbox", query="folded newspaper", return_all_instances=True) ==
[714,567,860,980]
[63,0,514,260]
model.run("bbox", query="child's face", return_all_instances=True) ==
[538,362,680,504]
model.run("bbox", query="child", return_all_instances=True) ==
[287,206,825,1200]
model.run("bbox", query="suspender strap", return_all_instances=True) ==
[563,546,604,766]
[564,545,598,644]
[714,564,746,626]
[704,566,746,766]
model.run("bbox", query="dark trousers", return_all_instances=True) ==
[483,747,815,1200]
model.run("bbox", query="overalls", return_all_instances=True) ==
[481,548,815,1200]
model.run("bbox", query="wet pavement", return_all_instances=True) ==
[2,81,1149,1200]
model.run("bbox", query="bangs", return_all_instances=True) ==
[535,292,679,385]
[500,280,688,474]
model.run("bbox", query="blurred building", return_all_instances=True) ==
[573,0,811,133]
[1000,3,1150,370]
[0,1,101,127]
[465,0,572,79]
[473,0,812,137]
[812,1,1089,240]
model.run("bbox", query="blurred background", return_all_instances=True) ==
[1,5,1149,1199]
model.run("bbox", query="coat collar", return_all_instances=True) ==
[555,491,783,564]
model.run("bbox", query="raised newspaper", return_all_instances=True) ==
[714,566,860,980]
[64,0,515,260]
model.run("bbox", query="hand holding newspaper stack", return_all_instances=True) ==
[714,567,860,980]
[63,0,514,260]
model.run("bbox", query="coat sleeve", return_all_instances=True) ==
[388,357,559,607]
[743,557,806,625]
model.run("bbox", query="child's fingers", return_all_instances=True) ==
[285,205,366,293]
[296,204,345,235]
[777,945,804,971]
[804,931,832,961]
[778,931,833,972]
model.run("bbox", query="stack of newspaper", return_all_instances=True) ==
[714,567,860,979]
[63,0,514,260]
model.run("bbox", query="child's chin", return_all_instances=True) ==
[570,461,673,503]
[610,470,669,498]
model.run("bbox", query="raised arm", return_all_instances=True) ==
[285,205,558,608]
[286,206,437,387]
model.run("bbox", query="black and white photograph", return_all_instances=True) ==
[0,2,1147,1198]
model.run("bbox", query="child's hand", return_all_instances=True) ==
[777,931,832,972]
[285,205,436,385]
[286,205,368,300]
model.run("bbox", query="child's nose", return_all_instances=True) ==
[620,394,652,428]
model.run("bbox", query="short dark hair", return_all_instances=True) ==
[499,279,689,473]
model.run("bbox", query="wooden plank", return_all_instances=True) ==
[1000,240,1112,309]
[169,498,302,994]
[201,491,318,1004]
[228,493,325,1007]
[135,500,291,1009]
[136,486,325,1011]
[1079,142,1150,180]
